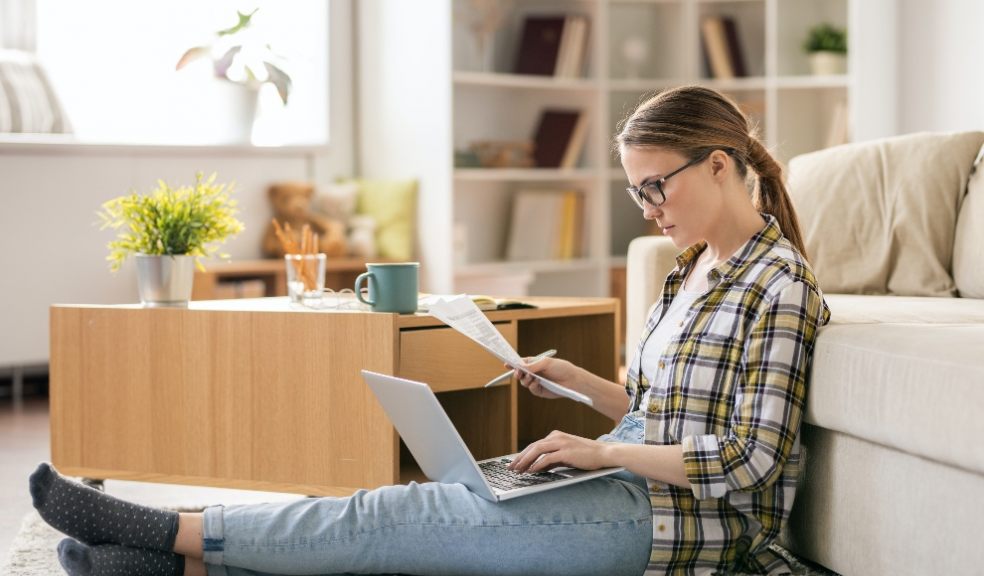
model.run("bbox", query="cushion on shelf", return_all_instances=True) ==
[953,144,984,298]
[787,131,984,297]
[354,178,417,261]
[0,49,71,134]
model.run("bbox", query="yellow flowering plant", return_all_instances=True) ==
[97,172,245,271]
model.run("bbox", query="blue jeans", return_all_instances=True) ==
[202,413,652,576]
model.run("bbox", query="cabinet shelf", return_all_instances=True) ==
[457,258,599,277]
[453,71,598,91]
[454,168,598,182]
[774,75,851,89]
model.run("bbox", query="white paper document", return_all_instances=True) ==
[427,295,593,406]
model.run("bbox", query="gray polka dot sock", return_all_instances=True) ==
[58,538,184,576]
[30,463,179,551]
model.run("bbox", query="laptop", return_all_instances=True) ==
[361,370,623,502]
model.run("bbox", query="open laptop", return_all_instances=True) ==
[361,370,623,502]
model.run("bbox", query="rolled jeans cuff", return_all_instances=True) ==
[202,504,227,575]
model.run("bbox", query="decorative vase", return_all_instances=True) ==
[207,80,259,144]
[809,51,847,75]
[135,254,195,307]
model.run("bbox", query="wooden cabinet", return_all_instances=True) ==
[49,297,618,496]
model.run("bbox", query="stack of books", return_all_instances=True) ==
[514,14,590,78]
[506,189,585,261]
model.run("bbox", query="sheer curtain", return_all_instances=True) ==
[0,0,36,51]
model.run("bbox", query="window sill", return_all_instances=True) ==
[0,134,329,156]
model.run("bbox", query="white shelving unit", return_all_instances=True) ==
[356,0,894,296]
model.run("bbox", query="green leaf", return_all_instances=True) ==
[217,9,258,37]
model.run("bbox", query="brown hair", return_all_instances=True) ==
[615,85,808,258]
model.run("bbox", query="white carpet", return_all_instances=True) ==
[1,511,61,575]
[2,510,838,576]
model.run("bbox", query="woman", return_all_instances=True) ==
[30,86,828,576]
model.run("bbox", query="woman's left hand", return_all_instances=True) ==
[507,431,612,474]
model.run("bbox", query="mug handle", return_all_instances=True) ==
[354,272,375,306]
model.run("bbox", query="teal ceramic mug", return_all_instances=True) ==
[354,262,419,314]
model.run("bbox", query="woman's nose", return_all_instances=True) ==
[643,202,662,220]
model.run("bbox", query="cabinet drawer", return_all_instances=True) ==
[399,323,517,392]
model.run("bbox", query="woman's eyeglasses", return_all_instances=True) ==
[625,153,711,209]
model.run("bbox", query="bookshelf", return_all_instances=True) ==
[356,0,895,299]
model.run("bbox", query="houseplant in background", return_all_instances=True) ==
[803,22,847,75]
[175,8,292,142]
[97,172,245,307]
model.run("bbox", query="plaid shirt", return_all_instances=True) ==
[626,216,830,575]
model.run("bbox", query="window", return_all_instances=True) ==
[34,1,329,146]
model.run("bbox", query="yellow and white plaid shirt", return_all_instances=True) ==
[626,216,830,575]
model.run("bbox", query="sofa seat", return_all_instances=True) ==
[824,293,984,324]
[808,294,984,478]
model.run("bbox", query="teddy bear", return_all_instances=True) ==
[262,182,348,258]
[316,181,378,259]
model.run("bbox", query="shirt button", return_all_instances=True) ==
[677,320,684,327]
[658,361,665,369]
[657,524,666,532]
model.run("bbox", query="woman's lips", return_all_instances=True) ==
[662,225,675,234]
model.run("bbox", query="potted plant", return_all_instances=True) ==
[175,9,292,141]
[803,23,847,75]
[98,173,245,307]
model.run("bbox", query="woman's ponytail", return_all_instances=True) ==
[747,139,808,259]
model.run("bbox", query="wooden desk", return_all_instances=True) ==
[50,297,619,496]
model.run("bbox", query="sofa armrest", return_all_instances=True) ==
[626,235,678,350]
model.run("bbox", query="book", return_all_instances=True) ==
[532,109,582,168]
[559,111,589,169]
[554,15,588,78]
[721,17,747,77]
[506,189,583,261]
[506,189,565,261]
[700,16,734,79]
[514,16,566,76]
[417,294,535,312]
[558,191,578,259]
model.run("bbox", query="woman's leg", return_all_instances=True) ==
[174,513,204,559]
[201,476,652,576]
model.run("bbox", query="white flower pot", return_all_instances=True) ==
[809,51,847,75]
[135,254,195,307]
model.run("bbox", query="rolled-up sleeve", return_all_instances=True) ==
[681,279,825,500]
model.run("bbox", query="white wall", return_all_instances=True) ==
[898,0,984,133]
[0,0,354,367]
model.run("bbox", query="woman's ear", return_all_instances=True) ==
[708,149,730,180]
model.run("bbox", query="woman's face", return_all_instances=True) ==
[620,146,719,249]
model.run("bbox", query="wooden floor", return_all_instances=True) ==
[0,392,302,568]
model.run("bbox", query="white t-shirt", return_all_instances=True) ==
[638,285,702,407]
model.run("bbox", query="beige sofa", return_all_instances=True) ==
[625,132,984,575]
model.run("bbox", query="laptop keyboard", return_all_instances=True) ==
[478,458,568,491]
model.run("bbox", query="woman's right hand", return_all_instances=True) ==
[511,356,581,400]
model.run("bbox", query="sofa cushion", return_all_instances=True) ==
[788,131,984,297]
[806,320,984,476]
[953,144,984,297]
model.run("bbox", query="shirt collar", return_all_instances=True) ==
[673,214,784,285]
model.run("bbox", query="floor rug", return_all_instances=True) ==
[3,509,839,576]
